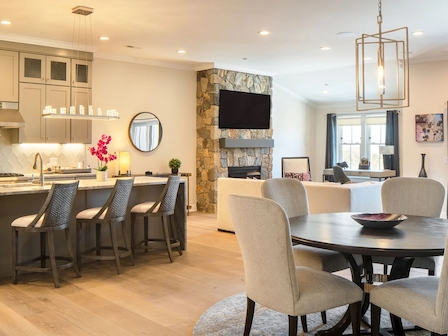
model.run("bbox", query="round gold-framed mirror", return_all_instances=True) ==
[128,112,163,152]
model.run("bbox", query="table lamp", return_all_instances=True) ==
[379,145,394,170]
[119,151,131,176]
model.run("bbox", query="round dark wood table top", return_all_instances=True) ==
[289,212,448,258]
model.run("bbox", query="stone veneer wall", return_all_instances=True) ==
[196,68,273,213]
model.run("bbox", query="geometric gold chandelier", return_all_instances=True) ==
[355,0,409,111]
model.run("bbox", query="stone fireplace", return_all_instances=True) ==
[196,68,273,213]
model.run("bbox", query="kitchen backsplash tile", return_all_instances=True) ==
[0,130,86,174]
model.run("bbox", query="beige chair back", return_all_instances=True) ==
[261,178,309,218]
[436,234,448,327]
[381,177,445,217]
[228,194,299,315]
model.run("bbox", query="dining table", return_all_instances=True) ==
[289,212,448,335]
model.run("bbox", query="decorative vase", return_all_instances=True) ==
[418,153,427,178]
[171,168,179,174]
[96,170,108,181]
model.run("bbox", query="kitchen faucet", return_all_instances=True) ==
[33,153,44,187]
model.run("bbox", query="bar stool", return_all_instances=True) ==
[130,175,182,262]
[76,178,135,274]
[11,181,80,288]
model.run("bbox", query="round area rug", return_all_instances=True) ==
[193,292,430,335]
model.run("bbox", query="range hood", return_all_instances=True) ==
[0,103,25,128]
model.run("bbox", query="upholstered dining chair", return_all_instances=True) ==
[76,178,135,274]
[228,194,362,336]
[11,181,80,288]
[261,178,355,331]
[332,165,351,184]
[370,232,448,336]
[130,175,182,262]
[373,177,445,275]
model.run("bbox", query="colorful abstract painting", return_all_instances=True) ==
[415,114,444,142]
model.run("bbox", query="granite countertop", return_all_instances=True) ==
[0,176,178,196]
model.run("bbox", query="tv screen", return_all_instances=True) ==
[218,90,271,129]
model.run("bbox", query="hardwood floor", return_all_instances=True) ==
[0,212,245,335]
[0,212,430,335]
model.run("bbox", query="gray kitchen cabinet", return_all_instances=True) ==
[0,50,19,103]
[13,83,70,143]
[71,87,92,143]
[71,59,92,88]
[20,53,71,86]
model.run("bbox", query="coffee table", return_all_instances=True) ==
[289,212,448,335]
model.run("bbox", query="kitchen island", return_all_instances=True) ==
[0,176,187,277]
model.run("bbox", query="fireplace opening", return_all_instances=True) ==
[228,166,261,179]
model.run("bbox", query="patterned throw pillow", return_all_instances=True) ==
[284,172,311,181]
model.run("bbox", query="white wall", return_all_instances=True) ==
[272,83,316,179]
[89,58,198,210]
[315,60,448,217]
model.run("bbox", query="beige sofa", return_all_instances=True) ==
[217,177,383,232]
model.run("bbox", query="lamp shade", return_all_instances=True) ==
[379,145,394,155]
[119,151,130,174]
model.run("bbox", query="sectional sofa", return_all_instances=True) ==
[217,177,383,232]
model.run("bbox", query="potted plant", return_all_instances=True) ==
[89,134,117,181]
[168,158,181,174]
[358,157,370,170]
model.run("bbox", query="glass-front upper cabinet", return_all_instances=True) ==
[71,59,92,88]
[20,53,70,86]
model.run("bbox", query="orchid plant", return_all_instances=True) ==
[89,134,117,171]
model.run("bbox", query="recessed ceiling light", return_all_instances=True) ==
[1,20,11,25]
[337,32,354,37]
[320,47,331,50]
[177,50,186,54]
[259,31,270,35]
[412,31,424,36]
[99,36,109,41]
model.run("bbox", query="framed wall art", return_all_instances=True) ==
[415,114,444,142]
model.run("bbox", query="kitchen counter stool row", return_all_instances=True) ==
[11,175,182,288]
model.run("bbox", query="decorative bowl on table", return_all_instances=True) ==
[351,213,407,229]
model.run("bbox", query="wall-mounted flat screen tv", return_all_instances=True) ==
[218,89,271,129]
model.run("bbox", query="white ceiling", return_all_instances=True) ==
[2,0,448,107]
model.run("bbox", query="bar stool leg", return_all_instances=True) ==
[169,215,182,255]
[144,217,149,253]
[162,214,174,262]
[47,230,60,288]
[76,220,82,271]
[131,214,136,256]
[96,223,102,257]
[65,228,81,277]
[40,232,46,268]
[109,222,122,274]
[121,221,135,265]
[11,228,18,284]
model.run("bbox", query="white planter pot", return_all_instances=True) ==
[96,171,108,182]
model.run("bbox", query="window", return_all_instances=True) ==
[337,114,386,170]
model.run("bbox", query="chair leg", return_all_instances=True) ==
[244,297,255,336]
[383,264,388,274]
[162,214,174,262]
[288,315,298,336]
[40,231,46,268]
[11,227,18,285]
[390,313,406,336]
[144,217,149,252]
[371,304,381,336]
[321,310,327,324]
[169,215,182,255]
[76,220,82,271]
[109,222,122,274]
[131,214,136,256]
[121,221,135,266]
[300,315,308,332]
[429,269,435,276]
[96,223,102,257]
[349,301,361,336]
[65,228,81,277]
[47,231,60,288]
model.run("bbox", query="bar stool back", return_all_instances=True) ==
[131,175,182,262]
[11,181,80,288]
[76,178,135,274]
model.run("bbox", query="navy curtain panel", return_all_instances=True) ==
[325,113,337,168]
[385,110,400,176]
